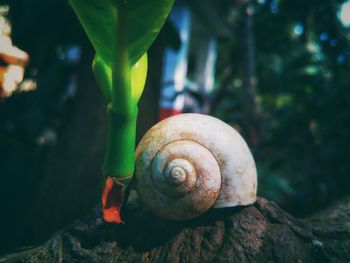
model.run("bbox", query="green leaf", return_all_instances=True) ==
[69,0,116,66]
[92,55,112,100]
[68,0,174,66]
[131,53,148,102]
[93,53,148,103]
[127,0,174,65]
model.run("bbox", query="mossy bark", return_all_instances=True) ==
[2,195,350,263]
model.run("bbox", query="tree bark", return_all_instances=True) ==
[240,0,261,149]
[1,194,350,263]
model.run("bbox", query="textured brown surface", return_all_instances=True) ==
[2,196,350,263]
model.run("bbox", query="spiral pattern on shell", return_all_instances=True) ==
[135,113,257,221]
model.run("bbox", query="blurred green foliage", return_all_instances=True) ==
[215,0,350,215]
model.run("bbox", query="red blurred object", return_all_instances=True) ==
[159,108,182,120]
[101,176,125,224]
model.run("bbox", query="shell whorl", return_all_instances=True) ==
[135,113,257,221]
[137,139,221,220]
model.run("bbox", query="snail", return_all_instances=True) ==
[135,113,257,221]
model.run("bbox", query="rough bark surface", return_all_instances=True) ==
[1,195,350,263]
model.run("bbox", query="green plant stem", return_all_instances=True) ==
[103,105,137,179]
[112,0,132,115]
[103,0,137,181]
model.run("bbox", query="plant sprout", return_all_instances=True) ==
[68,0,174,223]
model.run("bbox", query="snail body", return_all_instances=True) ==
[135,113,257,221]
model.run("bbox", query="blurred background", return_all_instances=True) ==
[0,0,350,256]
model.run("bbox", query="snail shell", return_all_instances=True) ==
[135,113,257,221]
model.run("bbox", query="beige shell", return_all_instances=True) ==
[135,113,257,221]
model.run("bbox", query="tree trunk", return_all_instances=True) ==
[240,0,260,148]
[2,194,350,263]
